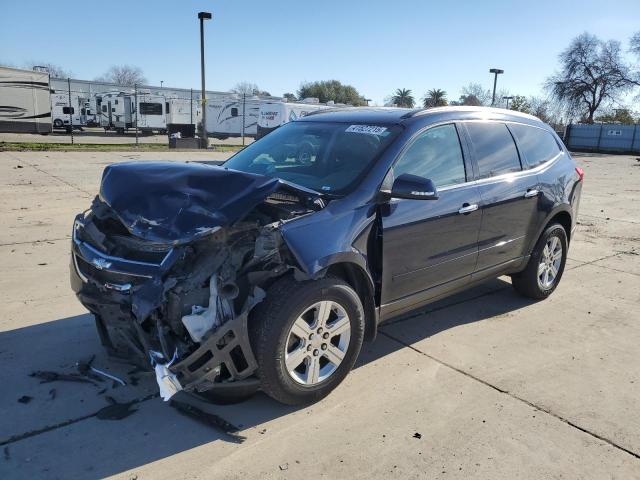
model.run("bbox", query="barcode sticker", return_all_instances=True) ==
[345,125,387,135]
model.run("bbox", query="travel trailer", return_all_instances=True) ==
[205,95,265,139]
[256,99,333,138]
[135,93,167,134]
[0,65,52,134]
[51,92,86,132]
[99,92,133,132]
[165,98,199,137]
[99,92,166,134]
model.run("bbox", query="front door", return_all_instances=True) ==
[381,123,482,312]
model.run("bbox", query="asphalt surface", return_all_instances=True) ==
[0,150,638,479]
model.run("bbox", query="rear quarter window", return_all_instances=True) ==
[509,124,561,168]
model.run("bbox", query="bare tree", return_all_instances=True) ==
[231,81,271,97]
[631,31,640,58]
[545,32,639,123]
[96,65,147,86]
[460,83,492,106]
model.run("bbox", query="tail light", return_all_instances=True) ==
[575,167,584,182]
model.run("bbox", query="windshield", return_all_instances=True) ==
[223,121,401,195]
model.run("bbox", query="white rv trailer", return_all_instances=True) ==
[0,65,52,134]
[99,92,133,132]
[166,98,201,137]
[206,95,267,139]
[257,99,333,138]
[51,92,86,131]
[98,92,166,134]
[135,93,167,134]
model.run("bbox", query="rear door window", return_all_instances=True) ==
[393,124,467,188]
[466,122,521,179]
[509,124,561,168]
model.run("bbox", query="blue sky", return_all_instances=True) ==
[1,0,639,105]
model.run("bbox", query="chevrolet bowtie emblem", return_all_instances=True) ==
[92,258,112,270]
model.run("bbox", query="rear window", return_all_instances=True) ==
[140,102,163,115]
[62,106,74,114]
[466,122,521,179]
[509,124,561,168]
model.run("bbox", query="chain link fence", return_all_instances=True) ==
[1,73,273,149]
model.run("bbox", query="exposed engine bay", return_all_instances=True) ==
[70,161,326,400]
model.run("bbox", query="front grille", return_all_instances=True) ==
[77,217,171,264]
[75,255,147,289]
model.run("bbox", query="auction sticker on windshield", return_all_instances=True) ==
[345,125,388,135]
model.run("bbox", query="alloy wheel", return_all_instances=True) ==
[284,300,351,385]
[537,235,563,289]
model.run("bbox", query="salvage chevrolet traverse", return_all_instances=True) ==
[70,106,583,405]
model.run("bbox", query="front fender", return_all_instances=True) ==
[278,203,377,279]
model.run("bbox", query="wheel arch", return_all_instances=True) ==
[325,261,378,342]
[548,210,573,243]
[528,206,573,255]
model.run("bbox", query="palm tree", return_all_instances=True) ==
[423,89,448,108]
[391,88,415,108]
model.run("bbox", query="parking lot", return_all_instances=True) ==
[0,128,253,146]
[0,149,638,479]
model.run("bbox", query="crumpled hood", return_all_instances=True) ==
[99,161,281,243]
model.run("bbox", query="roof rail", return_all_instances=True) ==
[399,108,425,119]
[406,105,541,121]
[302,107,346,117]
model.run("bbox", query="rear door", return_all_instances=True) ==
[462,121,541,274]
[381,123,482,308]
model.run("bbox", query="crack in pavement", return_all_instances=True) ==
[0,393,159,447]
[566,250,635,272]
[379,330,640,461]
[578,213,640,225]
[0,237,71,247]
[5,152,93,197]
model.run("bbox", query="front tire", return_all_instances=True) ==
[251,276,365,405]
[512,223,568,299]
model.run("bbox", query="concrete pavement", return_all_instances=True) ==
[0,151,638,479]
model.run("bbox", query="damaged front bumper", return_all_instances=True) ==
[70,214,260,398]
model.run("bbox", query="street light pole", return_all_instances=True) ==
[503,96,513,110]
[198,11,212,149]
[489,68,504,106]
[160,80,164,88]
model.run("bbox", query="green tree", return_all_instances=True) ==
[510,95,531,113]
[391,88,415,108]
[595,108,635,124]
[423,89,448,108]
[298,80,367,106]
[283,92,297,102]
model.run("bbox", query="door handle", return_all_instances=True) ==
[524,189,539,198]
[458,203,478,214]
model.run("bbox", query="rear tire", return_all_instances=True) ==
[250,276,365,405]
[511,223,568,299]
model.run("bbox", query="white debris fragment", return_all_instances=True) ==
[150,350,182,401]
[181,275,233,343]
[154,363,182,401]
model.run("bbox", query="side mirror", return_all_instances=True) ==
[390,173,438,200]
